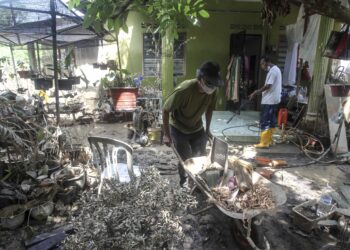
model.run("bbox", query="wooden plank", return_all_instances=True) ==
[324,85,348,154]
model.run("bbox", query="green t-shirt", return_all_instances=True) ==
[163,79,217,134]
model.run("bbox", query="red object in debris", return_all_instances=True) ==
[278,108,288,128]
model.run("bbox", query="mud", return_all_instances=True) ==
[1,121,349,249]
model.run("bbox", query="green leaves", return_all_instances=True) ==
[199,9,209,18]
[68,0,80,10]
[68,0,210,37]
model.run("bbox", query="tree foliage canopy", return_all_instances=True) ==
[262,0,350,25]
[69,0,210,39]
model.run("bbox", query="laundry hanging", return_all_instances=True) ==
[226,56,241,102]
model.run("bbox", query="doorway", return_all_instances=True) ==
[227,32,262,112]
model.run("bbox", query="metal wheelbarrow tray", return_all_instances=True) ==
[183,156,287,220]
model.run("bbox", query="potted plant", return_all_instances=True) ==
[45,49,80,90]
[17,61,32,79]
[101,68,139,111]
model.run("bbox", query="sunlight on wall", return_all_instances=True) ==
[118,26,134,69]
[96,26,134,70]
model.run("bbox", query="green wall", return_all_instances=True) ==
[121,0,299,110]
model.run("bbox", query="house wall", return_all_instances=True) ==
[117,1,299,110]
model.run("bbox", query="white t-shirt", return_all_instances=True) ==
[261,65,282,105]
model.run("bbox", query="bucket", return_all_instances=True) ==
[278,108,288,128]
[329,84,350,97]
[148,127,162,143]
[109,87,138,111]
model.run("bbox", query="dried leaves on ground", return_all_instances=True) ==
[64,167,197,249]
[211,185,275,211]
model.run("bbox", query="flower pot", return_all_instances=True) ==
[58,79,74,90]
[51,165,86,190]
[109,87,138,111]
[329,84,350,97]
[33,78,53,90]
[107,60,116,68]
[71,76,80,85]
[99,64,108,70]
[30,201,54,221]
[0,204,26,229]
[18,70,31,79]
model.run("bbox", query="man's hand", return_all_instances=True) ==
[163,134,172,147]
[249,91,257,101]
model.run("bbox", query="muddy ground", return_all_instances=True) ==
[64,122,350,249]
[1,121,349,249]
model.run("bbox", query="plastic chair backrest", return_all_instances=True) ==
[88,136,135,187]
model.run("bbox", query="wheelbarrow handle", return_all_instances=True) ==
[171,143,186,167]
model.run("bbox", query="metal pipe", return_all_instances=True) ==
[51,0,60,124]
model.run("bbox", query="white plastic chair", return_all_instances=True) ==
[88,136,139,195]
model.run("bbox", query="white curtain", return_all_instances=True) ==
[299,14,321,76]
[283,5,321,85]
[283,6,304,85]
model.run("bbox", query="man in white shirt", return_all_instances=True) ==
[249,56,282,148]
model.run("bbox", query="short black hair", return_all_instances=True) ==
[197,61,223,87]
[261,55,271,63]
[198,61,220,78]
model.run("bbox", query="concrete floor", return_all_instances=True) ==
[209,111,260,143]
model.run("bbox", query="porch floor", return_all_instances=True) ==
[210,111,260,143]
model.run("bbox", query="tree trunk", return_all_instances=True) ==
[161,26,174,100]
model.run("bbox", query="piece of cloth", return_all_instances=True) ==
[163,79,217,134]
[226,56,241,102]
[262,65,282,105]
[283,5,305,86]
[299,14,321,76]
[260,104,278,131]
[170,125,207,184]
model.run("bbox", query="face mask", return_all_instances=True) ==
[200,80,216,94]
[266,66,271,72]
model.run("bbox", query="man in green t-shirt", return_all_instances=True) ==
[163,61,223,186]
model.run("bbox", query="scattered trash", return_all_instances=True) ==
[255,156,287,168]
[64,167,197,249]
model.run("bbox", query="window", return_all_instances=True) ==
[143,32,186,77]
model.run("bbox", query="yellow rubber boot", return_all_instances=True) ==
[254,129,270,148]
[269,128,276,145]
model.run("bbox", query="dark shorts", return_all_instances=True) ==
[170,126,207,183]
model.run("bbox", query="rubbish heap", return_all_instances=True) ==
[0,90,93,230]
[64,167,197,249]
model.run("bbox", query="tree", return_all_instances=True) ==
[68,0,210,39]
[262,0,350,25]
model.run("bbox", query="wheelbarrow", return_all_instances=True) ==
[172,137,287,249]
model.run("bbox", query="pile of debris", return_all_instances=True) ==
[64,167,197,249]
[0,90,93,230]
